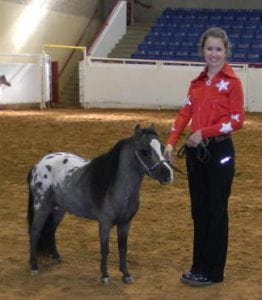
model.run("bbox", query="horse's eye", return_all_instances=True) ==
[140,149,149,156]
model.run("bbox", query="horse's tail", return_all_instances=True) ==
[27,167,54,254]
[27,167,34,234]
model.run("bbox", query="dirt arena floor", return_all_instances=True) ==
[0,108,261,300]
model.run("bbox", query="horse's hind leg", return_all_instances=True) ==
[117,221,134,284]
[48,208,65,263]
[99,222,111,284]
[29,206,52,274]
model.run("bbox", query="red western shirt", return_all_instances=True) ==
[167,63,245,147]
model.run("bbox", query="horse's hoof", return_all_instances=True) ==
[31,269,39,276]
[122,276,134,284]
[101,276,111,285]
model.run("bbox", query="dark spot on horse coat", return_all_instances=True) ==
[63,159,68,164]
[37,182,43,188]
[46,165,52,172]
[44,174,48,179]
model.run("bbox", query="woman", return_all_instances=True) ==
[164,27,244,286]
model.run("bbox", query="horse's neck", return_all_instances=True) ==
[115,139,145,187]
[81,138,144,190]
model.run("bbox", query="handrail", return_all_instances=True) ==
[86,56,248,69]
[58,6,99,78]
[87,0,123,55]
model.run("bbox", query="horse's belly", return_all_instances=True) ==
[67,205,97,220]
[57,192,98,220]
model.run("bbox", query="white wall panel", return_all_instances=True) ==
[247,68,262,112]
[81,59,255,110]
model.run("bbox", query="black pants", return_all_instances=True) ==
[186,139,235,282]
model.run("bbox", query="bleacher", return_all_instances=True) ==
[131,8,262,64]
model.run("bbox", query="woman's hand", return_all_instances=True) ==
[187,130,203,147]
[164,144,174,162]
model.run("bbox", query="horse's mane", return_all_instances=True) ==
[81,137,132,206]
[88,127,158,178]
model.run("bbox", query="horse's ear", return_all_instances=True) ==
[149,123,155,130]
[134,124,141,135]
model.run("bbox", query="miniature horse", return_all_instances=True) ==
[27,124,173,284]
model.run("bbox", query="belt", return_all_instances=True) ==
[208,134,231,143]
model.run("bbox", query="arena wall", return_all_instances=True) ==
[80,58,262,111]
[0,0,102,93]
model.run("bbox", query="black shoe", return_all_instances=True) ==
[182,273,214,287]
[180,272,197,284]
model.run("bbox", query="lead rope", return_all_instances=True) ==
[177,138,211,163]
[169,139,210,177]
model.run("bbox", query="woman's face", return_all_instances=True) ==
[203,36,226,69]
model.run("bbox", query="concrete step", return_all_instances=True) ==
[60,68,80,106]
[108,23,153,59]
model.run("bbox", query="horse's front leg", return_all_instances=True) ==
[99,222,111,284]
[117,221,134,284]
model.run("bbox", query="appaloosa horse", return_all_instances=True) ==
[27,124,173,284]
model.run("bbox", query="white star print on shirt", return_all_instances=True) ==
[219,122,233,134]
[216,80,229,92]
[183,95,191,107]
[231,114,240,122]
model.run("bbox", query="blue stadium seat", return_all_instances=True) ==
[251,39,262,49]
[237,42,250,50]
[166,23,180,30]
[245,24,257,30]
[228,32,241,39]
[180,23,192,30]
[189,51,202,61]
[235,16,248,22]
[193,24,205,30]
[131,8,262,63]
[231,24,244,30]
[181,41,195,48]
[167,43,181,51]
[161,50,175,61]
[232,52,247,62]
[247,53,261,63]
[220,24,232,30]
[223,15,235,22]
[229,39,238,49]
[174,50,189,60]
[210,15,222,22]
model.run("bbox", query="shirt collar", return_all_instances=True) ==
[191,63,238,83]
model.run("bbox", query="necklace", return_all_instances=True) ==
[206,79,212,86]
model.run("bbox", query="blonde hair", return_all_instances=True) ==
[199,27,231,58]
